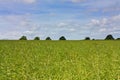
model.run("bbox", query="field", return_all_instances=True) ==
[0,40,120,80]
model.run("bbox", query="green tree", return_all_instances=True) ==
[116,38,120,40]
[85,37,90,40]
[19,36,27,40]
[105,34,114,40]
[59,36,66,40]
[34,37,40,40]
[46,37,52,40]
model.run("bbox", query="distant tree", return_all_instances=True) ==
[85,37,90,40]
[92,39,95,40]
[105,34,114,40]
[19,36,27,40]
[59,36,66,40]
[116,38,120,40]
[34,37,40,40]
[46,37,52,40]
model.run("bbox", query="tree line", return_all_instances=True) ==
[19,34,120,40]
[19,36,66,40]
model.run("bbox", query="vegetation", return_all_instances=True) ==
[18,34,120,40]
[116,38,120,40]
[34,37,40,40]
[105,34,114,40]
[85,37,90,40]
[46,37,52,40]
[59,36,66,40]
[0,40,120,80]
[19,36,27,40]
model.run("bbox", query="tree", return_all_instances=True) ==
[46,37,52,40]
[34,37,40,40]
[59,36,66,40]
[19,36,27,40]
[105,34,114,40]
[116,38,120,40]
[85,37,90,40]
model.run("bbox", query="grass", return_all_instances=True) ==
[0,40,120,80]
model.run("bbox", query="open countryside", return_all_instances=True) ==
[0,0,120,79]
[0,40,120,80]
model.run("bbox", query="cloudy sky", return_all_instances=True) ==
[0,0,120,40]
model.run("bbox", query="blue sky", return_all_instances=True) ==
[0,0,120,40]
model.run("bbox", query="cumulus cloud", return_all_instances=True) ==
[69,28,76,32]
[22,0,36,4]
[0,14,40,39]
[0,0,36,4]
[83,0,120,14]
[61,0,86,3]
[89,14,120,27]
[70,0,86,3]
[87,14,120,38]
[99,28,106,32]
[58,22,67,27]
[0,31,22,39]
[0,14,120,40]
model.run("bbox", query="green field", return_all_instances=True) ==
[0,40,120,80]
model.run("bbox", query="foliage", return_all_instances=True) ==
[85,37,90,40]
[116,38,120,40]
[0,40,120,79]
[34,37,40,40]
[19,36,27,40]
[59,36,66,40]
[46,37,52,40]
[105,34,114,40]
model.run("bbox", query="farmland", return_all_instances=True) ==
[0,40,120,80]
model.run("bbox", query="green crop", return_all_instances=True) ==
[0,40,120,80]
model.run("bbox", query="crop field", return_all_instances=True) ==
[0,40,120,80]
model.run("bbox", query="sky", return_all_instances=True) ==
[0,0,120,40]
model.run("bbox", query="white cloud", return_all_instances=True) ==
[84,0,120,14]
[87,14,120,38]
[0,0,36,4]
[58,22,68,27]
[99,28,106,32]
[0,31,22,39]
[0,14,31,27]
[89,14,120,27]
[22,0,36,4]
[69,28,76,32]
[62,0,86,3]
[0,14,40,39]
[90,19,100,26]
[112,14,120,21]
[71,0,85,3]
[0,13,120,40]
[24,31,34,35]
